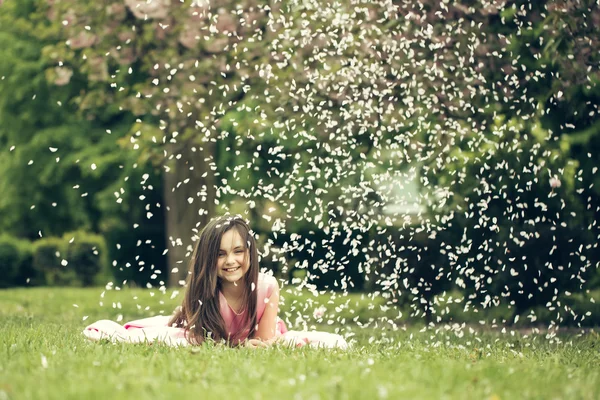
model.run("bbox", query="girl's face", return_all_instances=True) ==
[216,228,249,283]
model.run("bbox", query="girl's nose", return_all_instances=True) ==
[226,253,236,265]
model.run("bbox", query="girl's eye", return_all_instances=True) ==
[218,253,226,257]
[235,250,243,254]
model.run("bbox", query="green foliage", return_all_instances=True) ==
[408,1,600,318]
[0,235,33,288]
[0,0,100,238]
[0,237,22,288]
[32,237,73,286]
[425,117,598,319]
[0,0,167,286]
[0,0,598,331]
[95,164,167,287]
[14,240,35,286]
[31,233,110,287]
[63,231,108,287]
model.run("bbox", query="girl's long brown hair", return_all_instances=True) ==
[168,215,259,346]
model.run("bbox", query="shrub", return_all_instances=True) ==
[63,231,108,286]
[14,238,36,286]
[0,235,33,288]
[32,237,77,286]
[99,216,167,287]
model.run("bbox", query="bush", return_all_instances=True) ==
[14,238,35,286]
[99,217,166,287]
[32,237,76,286]
[63,231,108,286]
[0,235,33,288]
[31,232,109,287]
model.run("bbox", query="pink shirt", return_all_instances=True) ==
[219,272,286,342]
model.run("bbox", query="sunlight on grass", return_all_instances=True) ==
[1,287,599,399]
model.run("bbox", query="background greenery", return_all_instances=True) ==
[1,0,599,328]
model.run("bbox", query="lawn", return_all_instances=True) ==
[1,287,599,399]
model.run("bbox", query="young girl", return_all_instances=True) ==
[84,215,348,349]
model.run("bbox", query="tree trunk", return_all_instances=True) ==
[163,141,215,287]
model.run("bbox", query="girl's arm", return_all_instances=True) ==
[253,283,280,341]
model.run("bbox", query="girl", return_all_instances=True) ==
[168,215,284,347]
[84,215,348,349]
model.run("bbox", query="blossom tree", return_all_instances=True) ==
[38,0,600,327]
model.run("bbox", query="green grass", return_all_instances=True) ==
[1,287,599,399]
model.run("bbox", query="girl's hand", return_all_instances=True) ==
[244,337,278,349]
[245,339,269,349]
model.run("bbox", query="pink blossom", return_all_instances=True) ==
[53,67,73,86]
[117,31,136,43]
[106,3,127,21]
[215,10,237,35]
[550,176,561,189]
[125,0,170,20]
[87,57,109,82]
[112,47,137,65]
[179,27,200,49]
[68,31,97,49]
[204,38,229,53]
[178,4,207,49]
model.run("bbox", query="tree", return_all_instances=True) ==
[43,0,427,288]
[26,0,600,326]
